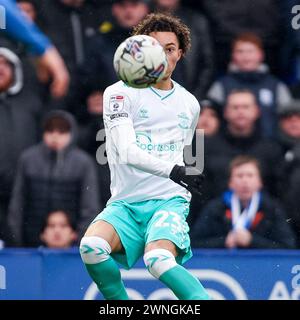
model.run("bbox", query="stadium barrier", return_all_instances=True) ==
[0,248,299,300]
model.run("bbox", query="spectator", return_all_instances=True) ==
[196,99,222,137]
[16,0,37,21]
[208,32,292,138]
[8,110,101,247]
[40,210,77,248]
[191,156,296,249]
[1,1,46,100]
[279,0,300,84]
[202,90,282,202]
[277,100,300,247]
[69,0,150,112]
[0,0,69,98]
[201,0,282,75]
[188,99,222,224]
[0,47,43,245]
[152,0,214,99]
[37,0,107,86]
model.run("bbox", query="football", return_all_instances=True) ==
[113,34,168,88]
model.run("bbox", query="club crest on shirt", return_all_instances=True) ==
[138,107,149,119]
[177,112,190,129]
[109,95,124,112]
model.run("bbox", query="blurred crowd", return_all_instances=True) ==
[0,0,300,250]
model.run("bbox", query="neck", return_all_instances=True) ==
[240,199,251,208]
[153,78,173,90]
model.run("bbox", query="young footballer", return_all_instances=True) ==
[80,13,210,300]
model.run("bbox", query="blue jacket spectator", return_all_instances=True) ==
[208,33,292,138]
[191,156,296,249]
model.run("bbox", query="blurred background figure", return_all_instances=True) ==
[208,33,292,138]
[7,111,101,247]
[36,0,106,89]
[40,210,77,248]
[191,156,296,249]
[151,0,214,99]
[16,0,37,21]
[196,99,222,137]
[188,99,222,224]
[0,0,69,99]
[0,47,43,246]
[200,0,282,76]
[199,90,282,205]
[277,100,300,247]
[279,0,300,85]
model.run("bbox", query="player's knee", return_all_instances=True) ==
[143,249,177,279]
[80,236,111,264]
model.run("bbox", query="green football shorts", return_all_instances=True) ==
[92,196,192,269]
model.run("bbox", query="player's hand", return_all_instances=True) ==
[169,165,204,195]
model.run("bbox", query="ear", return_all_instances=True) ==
[177,49,183,62]
[254,104,261,120]
[259,49,265,63]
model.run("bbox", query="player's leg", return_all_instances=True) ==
[143,197,210,300]
[79,220,129,300]
[144,239,210,300]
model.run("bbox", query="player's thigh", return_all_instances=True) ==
[145,239,178,257]
[84,220,123,253]
[145,197,190,258]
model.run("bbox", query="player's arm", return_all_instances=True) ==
[111,122,174,177]
[104,90,203,194]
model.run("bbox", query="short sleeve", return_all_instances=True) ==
[103,88,134,130]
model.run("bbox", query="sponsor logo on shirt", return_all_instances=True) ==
[109,95,124,112]
[110,113,128,120]
[136,131,183,153]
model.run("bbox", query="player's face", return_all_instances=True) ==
[229,163,262,202]
[149,31,182,80]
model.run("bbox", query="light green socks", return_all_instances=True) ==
[84,257,129,300]
[159,264,210,300]
[144,248,210,300]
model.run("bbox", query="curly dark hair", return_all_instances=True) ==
[132,13,191,56]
